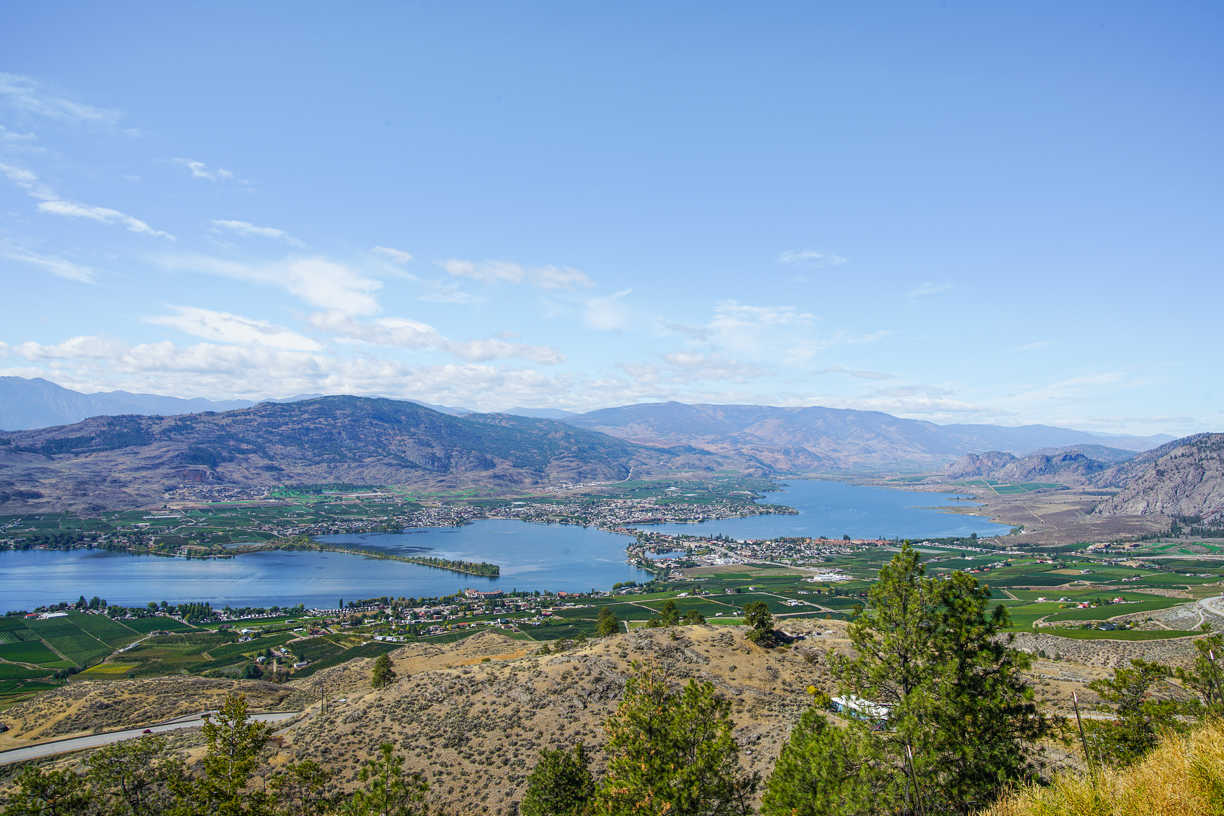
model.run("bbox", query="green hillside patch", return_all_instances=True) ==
[71,613,141,648]
[0,662,54,679]
[1044,597,1184,623]
[0,680,58,697]
[118,617,196,633]
[0,640,61,664]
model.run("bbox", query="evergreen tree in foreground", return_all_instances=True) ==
[342,743,428,816]
[1087,658,1191,768]
[767,544,1055,815]
[591,662,758,816]
[518,743,595,816]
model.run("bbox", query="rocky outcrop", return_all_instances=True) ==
[947,451,1018,479]
[1093,434,1224,522]
[947,451,1105,485]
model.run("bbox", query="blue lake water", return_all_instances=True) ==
[641,480,1009,540]
[0,481,1007,612]
[0,521,647,613]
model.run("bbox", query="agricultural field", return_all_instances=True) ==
[948,480,1063,494]
[0,640,61,665]
[71,614,142,648]
[285,641,399,680]
[122,617,196,634]
[105,630,243,678]
[26,616,114,666]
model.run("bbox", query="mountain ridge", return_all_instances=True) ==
[0,396,729,513]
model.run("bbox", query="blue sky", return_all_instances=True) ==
[0,2,1219,435]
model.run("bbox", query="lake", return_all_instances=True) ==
[0,520,647,613]
[0,481,1006,612]
[640,479,1009,540]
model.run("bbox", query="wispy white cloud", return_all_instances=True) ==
[440,259,524,285]
[659,351,765,382]
[584,289,633,330]
[531,265,594,290]
[145,306,322,352]
[0,73,120,125]
[418,279,482,305]
[1001,371,1127,407]
[0,125,40,154]
[175,158,234,181]
[440,258,595,290]
[0,125,37,142]
[212,219,306,247]
[778,249,847,268]
[1012,341,1054,352]
[0,246,96,283]
[371,246,414,264]
[160,255,383,316]
[703,300,817,356]
[906,281,952,298]
[309,310,564,364]
[0,161,174,239]
[38,199,175,239]
[817,365,892,380]
[8,335,126,361]
[0,161,53,198]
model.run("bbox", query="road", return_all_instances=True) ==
[0,711,299,766]
[1199,594,1224,621]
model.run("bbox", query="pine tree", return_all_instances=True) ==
[519,743,595,816]
[182,693,273,816]
[761,706,869,816]
[2,766,91,816]
[1176,632,1224,716]
[684,609,706,625]
[592,662,758,816]
[86,732,183,816]
[744,601,773,644]
[1088,658,1190,767]
[371,652,397,689]
[343,743,428,816]
[659,600,680,626]
[778,544,1055,815]
[597,607,621,637]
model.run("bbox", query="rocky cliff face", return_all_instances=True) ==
[947,451,1105,484]
[1092,434,1224,522]
[947,451,1019,479]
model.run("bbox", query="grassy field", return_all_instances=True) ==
[26,615,114,666]
[0,640,62,664]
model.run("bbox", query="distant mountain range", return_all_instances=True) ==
[0,377,476,430]
[0,378,1201,515]
[562,402,1170,471]
[0,396,718,513]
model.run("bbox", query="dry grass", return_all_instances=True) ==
[982,718,1224,816]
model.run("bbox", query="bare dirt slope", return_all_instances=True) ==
[0,677,294,752]
[1,622,1212,815]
